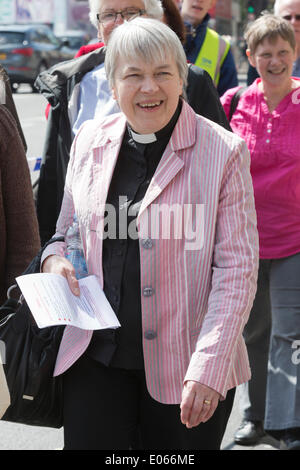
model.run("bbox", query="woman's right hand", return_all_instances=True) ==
[42,255,80,296]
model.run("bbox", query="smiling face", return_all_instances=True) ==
[248,36,296,89]
[181,0,216,25]
[111,56,183,134]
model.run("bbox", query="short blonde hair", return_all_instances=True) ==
[245,13,296,55]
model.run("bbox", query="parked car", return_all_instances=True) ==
[55,30,89,56]
[0,24,74,92]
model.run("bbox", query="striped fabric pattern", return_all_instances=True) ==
[43,100,259,403]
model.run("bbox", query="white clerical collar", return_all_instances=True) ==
[130,129,157,144]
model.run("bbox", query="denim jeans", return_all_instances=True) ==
[239,253,300,431]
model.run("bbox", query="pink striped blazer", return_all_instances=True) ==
[43,100,259,403]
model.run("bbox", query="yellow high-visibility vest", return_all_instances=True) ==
[194,28,231,86]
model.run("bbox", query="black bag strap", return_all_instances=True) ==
[1,236,64,313]
[228,85,248,122]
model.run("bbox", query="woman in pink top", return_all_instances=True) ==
[221,14,300,450]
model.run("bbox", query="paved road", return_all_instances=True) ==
[0,389,280,450]
[14,85,47,186]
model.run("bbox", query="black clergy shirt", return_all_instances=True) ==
[86,101,182,369]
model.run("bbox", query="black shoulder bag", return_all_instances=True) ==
[0,238,65,428]
[228,85,248,122]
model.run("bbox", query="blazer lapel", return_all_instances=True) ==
[137,100,196,222]
[88,101,197,225]
[91,141,120,207]
[91,115,126,215]
[137,149,184,221]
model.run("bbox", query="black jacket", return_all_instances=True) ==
[34,47,231,245]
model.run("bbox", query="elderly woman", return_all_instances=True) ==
[42,18,258,450]
[34,0,230,246]
[221,14,300,450]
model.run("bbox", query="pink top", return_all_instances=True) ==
[221,78,300,259]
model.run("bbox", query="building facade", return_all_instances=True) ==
[0,0,95,36]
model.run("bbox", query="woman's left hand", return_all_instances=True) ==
[180,381,221,428]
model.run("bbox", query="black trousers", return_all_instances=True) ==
[63,354,235,450]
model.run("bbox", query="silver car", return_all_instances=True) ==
[0,24,74,92]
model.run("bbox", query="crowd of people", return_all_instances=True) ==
[0,0,299,451]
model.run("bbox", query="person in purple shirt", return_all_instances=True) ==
[221,13,300,450]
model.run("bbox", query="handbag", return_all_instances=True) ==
[0,237,65,428]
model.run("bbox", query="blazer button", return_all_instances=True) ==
[144,330,157,340]
[143,286,154,297]
[142,238,153,249]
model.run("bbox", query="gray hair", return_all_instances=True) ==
[88,0,164,28]
[273,0,299,15]
[104,17,188,90]
[274,0,286,15]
